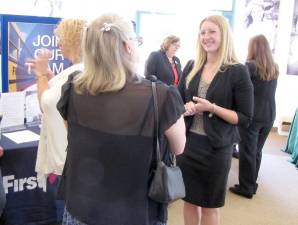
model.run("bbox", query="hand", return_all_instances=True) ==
[0,146,4,158]
[26,48,53,79]
[184,101,197,116]
[192,96,213,113]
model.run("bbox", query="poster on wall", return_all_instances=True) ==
[286,0,298,75]
[0,15,70,125]
[8,21,71,91]
[1,15,71,92]
[243,0,280,52]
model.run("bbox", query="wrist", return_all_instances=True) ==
[36,73,47,77]
[208,103,214,112]
[212,103,216,114]
[35,71,51,80]
[35,74,48,81]
[208,103,216,118]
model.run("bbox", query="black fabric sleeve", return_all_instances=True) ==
[144,52,158,78]
[56,75,74,120]
[159,86,185,133]
[245,61,257,78]
[233,64,254,128]
[178,59,194,103]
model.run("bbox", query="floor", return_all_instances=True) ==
[168,131,298,225]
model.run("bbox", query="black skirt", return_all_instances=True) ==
[177,132,233,208]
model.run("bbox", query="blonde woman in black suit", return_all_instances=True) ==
[230,34,279,198]
[177,15,254,225]
[145,35,182,86]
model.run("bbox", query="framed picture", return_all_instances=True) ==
[243,0,280,52]
[287,0,298,75]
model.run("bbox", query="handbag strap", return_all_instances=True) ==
[151,81,161,163]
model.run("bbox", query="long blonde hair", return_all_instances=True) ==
[75,14,136,95]
[186,15,238,86]
[247,34,279,81]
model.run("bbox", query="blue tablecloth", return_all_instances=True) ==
[0,126,60,225]
[284,108,298,168]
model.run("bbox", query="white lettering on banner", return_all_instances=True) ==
[24,34,66,76]
[33,48,64,60]
[3,175,46,194]
[52,62,64,74]
[33,35,58,47]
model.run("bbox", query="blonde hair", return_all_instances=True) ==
[247,34,279,81]
[186,15,238,86]
[74,14,136,95]
[54,19,87,63]
[160,35,180,52]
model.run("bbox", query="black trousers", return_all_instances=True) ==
[238,120,273,193]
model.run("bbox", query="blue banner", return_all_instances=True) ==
[1,14,71,92]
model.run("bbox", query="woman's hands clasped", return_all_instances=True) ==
[184,96,213,116]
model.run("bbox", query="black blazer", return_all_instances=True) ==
[246,61,277,123]
[179,60,254,148]
[144,50,182,85]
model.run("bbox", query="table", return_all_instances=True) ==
[0,126,60,225]
[284,108,298,169]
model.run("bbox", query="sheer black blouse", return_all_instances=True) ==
[57,74,185,225]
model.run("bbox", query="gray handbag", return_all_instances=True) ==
[148,80,185,203]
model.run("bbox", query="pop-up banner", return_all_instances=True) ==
[0,14,71,92]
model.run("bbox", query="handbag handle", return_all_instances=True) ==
[151,81,161,163]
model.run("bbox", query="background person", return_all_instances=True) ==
[56,14,186,225]
[27,18,86,222]
[230,34,279,198]
[145,35,182,86]
[28,18,86,182]
[177,15,253,225]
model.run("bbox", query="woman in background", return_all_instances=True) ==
[177,15,253,225]
[29,19,86,182]
[145,35,182,86]
[57,14,186,225]
[27,18,86,222]
[230,34,279,198]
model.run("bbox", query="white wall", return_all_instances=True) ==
[1,0,297,123]
[274,0,298,123]
[60,0,137,21]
